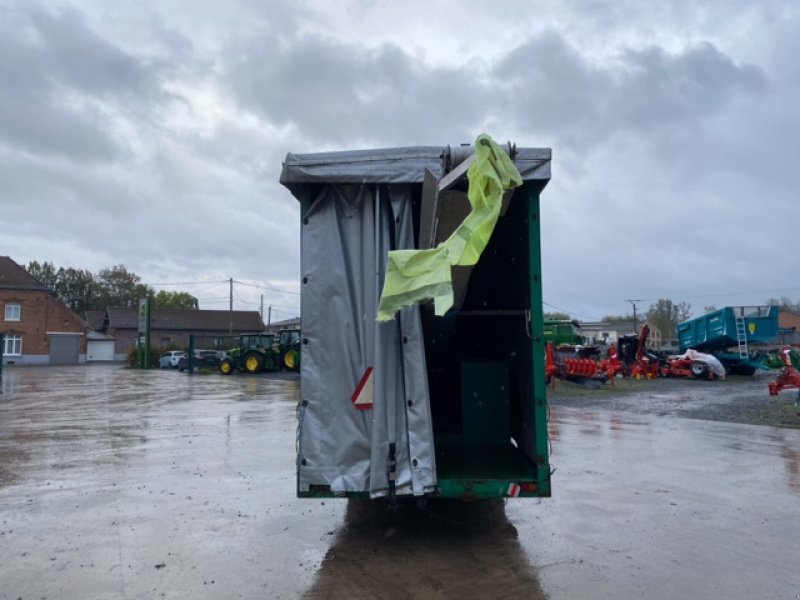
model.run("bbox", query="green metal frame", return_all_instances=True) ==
[136,297,152,369]
[188,334,196,374]
[527,183,551,497]
[434,182,550,499]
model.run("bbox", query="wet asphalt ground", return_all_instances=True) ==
[1,365,799,599]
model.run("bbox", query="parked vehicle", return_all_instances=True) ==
[676,306,779,376]
[219,334,280,374]
[158,350,186,369]
[278,329,301,371]
[661,349,726,379]
[178,349,222,372]
[616,323,660,379]
[280,139,552,500]
[543,319,586,346]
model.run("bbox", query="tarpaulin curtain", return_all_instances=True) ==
[298,183,436,497]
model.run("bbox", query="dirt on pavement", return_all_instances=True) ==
[548,372,800,429]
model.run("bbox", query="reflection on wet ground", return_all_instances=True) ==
[1,365,799,599]
[512,407,800,599]
[306,499,544,599]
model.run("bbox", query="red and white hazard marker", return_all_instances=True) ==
[507,483,521,497]
[352,367,374,411]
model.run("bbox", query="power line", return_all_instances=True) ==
[543,301,600,322]
[233,279,301,295]
[269,303,301,311]
[145,279,230,286]
[636,285,800,303]
[272,306,300,317]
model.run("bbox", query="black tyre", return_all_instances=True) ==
[690,361,709,379]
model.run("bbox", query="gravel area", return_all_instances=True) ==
[548,372,800,429]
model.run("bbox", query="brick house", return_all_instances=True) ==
[1,256,88,365]
[779,308,800,331]
[95,307,266,360]
[777,308,800,346]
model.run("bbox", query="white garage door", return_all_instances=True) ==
[87,340,115,362]
[49,334,80,364]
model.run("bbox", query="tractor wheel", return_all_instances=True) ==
[283,349,300,371]
[690,361,709,379]
[219,358,235,375]
[244,352,264,374]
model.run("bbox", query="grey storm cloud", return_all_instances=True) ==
[0,5,170,162]
[224,26,767,157]
[2,0,799,317]
[224,33,492,145]
[494,32,767,148]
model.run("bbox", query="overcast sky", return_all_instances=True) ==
[2,0,799,322]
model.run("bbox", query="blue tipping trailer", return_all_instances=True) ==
[677,306,779,375]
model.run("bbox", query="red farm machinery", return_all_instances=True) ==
[614,323,661,380]
[768,346,800,402]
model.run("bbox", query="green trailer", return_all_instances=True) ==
[280,140,552,500]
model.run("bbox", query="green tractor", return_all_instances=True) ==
[219,333,281,375]
[278,329,301,371]
[543,319,586,347]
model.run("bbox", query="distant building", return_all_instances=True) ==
[776,308,800,346]
[0,256,88,365]
[578,320,663,348]
[93,307,266,360]
[264,316,300,334]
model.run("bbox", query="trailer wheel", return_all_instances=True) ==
[690,361,709,379]
[219,358,234,375]
[244,352,263,374]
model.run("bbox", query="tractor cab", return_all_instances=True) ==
[241,333,275,351]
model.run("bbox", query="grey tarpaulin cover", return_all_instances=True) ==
[280,145,551,497]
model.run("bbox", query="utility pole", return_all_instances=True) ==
[627,299,642,333]
[268,306,272,327]
[260,294,264,322]
[229,278,233,335]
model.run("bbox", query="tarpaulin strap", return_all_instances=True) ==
[387,442,397,502]
[376,133,522,321]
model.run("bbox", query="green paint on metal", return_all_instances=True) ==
[188,334,196,375]
[136,297,152,369]
[527,183,551,496]
[461,361,511,445]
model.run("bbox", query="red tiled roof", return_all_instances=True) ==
[0,256,47,290]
